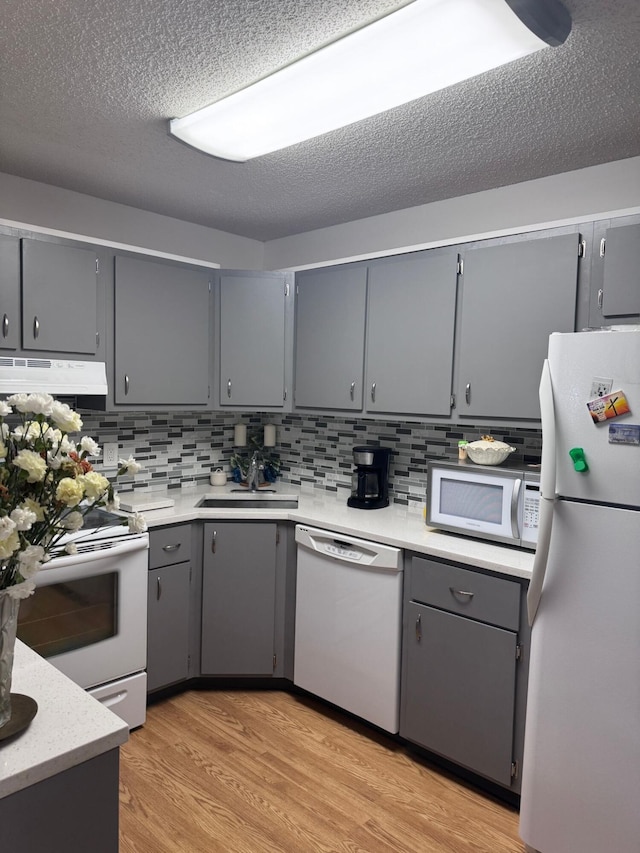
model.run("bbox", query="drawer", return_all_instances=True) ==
[149,524,191,569]
[409,556,520,631]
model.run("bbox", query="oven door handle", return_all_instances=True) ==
[46,535,149,571]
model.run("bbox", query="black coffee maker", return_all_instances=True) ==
[347,446,391,509]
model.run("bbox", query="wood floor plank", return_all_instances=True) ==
[120,690,525,852]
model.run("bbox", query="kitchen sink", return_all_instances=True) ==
[197,495,298,509]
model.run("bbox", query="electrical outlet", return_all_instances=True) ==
[103,442,119,468]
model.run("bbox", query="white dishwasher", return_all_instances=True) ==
[294,524,403,733]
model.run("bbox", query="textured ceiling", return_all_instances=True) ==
[1,0,639,242]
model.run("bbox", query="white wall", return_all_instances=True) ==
[263,156,640,270]
[0,172,264,270]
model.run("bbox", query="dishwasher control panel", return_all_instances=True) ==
[325,541,362,560]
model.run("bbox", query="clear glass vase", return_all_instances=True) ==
[0,590,21,729]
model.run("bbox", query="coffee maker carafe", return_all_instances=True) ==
[347,446,391,510]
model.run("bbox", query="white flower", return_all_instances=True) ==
[0,530,20,560]
[64,542,78,556]
[50,400,83,433]
[106,493,121,512]
[119,455,142,475]
[18,545,45,578]
[13,448,48,482]
[0,400,12,416]
[80,436,101,457]
[62,511,84,531]
[60,435,76,455]
[8,392,54,416]
[5,579,36,599]
[47,449,64,470]
[0,516,17,541]
[10,507,37,531]
[127,512,147,534]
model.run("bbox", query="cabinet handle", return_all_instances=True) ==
[227,379,232,398]
[465,383,471,405]
[124,374,130,395]
[350,381,356,400]
[211,530,217,553]
[597,288,604,310]
[415,613,422,642]
[599,237,606,258]
[2,314,8,338]
[156,576,162,601]
[162,543,180,552]
[450,587,474,600]
[371,382,376,402]
[33,316,40,339]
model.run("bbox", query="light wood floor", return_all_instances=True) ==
[119,689,525,853]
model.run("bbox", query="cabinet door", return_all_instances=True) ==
[294,264,367,410]
[114,255,211,405]
[22,239,98,354]
[589,217,640,325]
[147,563,191,692]
[0,235,19,350]
[219,271,286,407]
[201,522,277,675]
[401,601,517,787]
[456,233,579,420]
[365,250,458,415]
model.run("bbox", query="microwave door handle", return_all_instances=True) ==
[510,478,522,541]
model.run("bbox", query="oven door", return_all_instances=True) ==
[17,534,148,690]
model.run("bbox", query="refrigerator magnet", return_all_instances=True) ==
[608,423,640,445]
[587,390,631,423]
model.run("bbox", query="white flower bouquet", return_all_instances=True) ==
[0,393,146,598]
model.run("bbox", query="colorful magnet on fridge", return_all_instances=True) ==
[586,390,631,424]
[569,447,589,472]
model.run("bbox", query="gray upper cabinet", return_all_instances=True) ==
[365,250,458,416]
[456,232,580,421]
[218,270,289,408]
[22,239,98,354]
[0,235,20,350]
[294,264,367,410]
[589,216,640,326]
[114,255,211,406]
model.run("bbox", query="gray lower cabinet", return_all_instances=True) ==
[147,525,192,692]
[0,234,19,350]
[201,521,278,676]
[218,270,291,409]
[456,231,580,421]
[365,249,458,416]
[294,263,368,410]
[589,215,640,326]
[114,254,212,406]
[21,238,99,355]
[400,554,529,791]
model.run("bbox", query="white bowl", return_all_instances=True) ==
[466,442,515,465]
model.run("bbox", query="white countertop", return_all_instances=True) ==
[0,642,129,799]
[129,483,534,580]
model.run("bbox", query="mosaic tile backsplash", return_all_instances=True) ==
[80,410,542,510]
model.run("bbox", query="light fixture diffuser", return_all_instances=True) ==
[169,0,571,162]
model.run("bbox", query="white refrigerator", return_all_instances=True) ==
[519,327,640,853]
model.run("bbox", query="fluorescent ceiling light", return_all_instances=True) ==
[169,0,571,162]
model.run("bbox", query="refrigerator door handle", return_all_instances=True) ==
[527,359,558,625]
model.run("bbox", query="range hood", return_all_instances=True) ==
[0,357,108,396]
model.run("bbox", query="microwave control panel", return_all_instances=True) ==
[522,480,541,546]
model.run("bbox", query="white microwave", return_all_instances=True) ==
[426,460,541,549]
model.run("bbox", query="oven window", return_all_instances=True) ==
[440,478,503,524]
[17,573,118,658]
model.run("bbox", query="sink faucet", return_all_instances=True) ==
[247,451,263,492]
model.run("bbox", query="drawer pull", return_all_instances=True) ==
[450,587,474,599]
[162,543,181,552]
[415,613,422,642]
